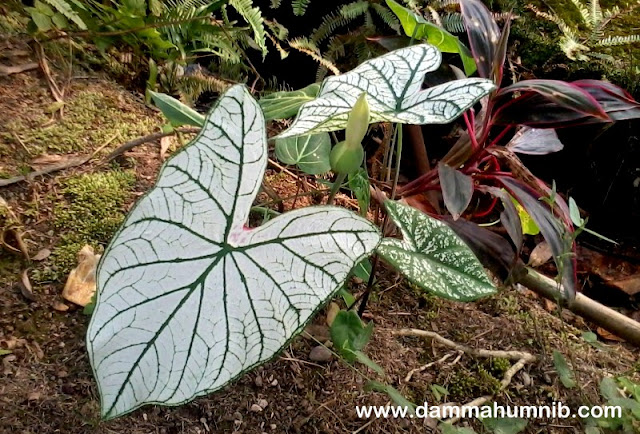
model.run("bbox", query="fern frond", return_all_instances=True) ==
[441,12,465,33]
[596,34,640,46]
[42,0,87,29]
[340,1,369,20]
[270,0,282,8]
[311,11,352,44]
[527,5,576,40]
[590,0,603,27]
[178,73,231,104]
[292,0,311,16]
[569,0,592,27]
[289,37,340,75]
[371,3,400,32]
[229,0,267,55]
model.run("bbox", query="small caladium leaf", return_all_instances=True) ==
[386,0,476,75]
[277,44,495,139]
[377,201,496,301]
[366,381,415,414]
[507,127,564,155]
[438,163,473,220]
[553,350,576,388]
[330,310,382,374]
[274,133,331,174]
[87,85,381,419]
[259,83,321,121]
[149,91,205,127]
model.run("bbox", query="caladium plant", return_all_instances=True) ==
[88,85,381,419]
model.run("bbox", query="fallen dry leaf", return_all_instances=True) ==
[20,270,36,301]
[53,301,69,312]
[160,136,173,161]
[596,327,625,342]
[529,241,553,267]
[62,245,101,307]
[326,302,340,327]
[29,154,66,169]
[31,248,51,261]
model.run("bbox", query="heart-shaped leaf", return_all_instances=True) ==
[438,163,473,220]
[377,201,496,301]
[277,44,495,139]
[275,133,331,174]
[87,85,381,419]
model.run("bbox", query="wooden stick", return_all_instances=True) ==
[104,128,200,161]
[516,266,640,346]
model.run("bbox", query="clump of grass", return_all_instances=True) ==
[33,169,135,282]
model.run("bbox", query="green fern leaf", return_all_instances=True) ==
[229,0,267,55]
[371,3,400,32]
[292,0,311,16]
[596,34,640,46]
[340,1,369,20]
[42,0,87,29]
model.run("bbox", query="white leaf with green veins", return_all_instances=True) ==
[377,201,495,301]
[277,44,495,139]
[87,85,381,419]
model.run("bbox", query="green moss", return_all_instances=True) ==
[1,90,157,159]
[32,170,135,283]
[489,357,511,377]
[446,363,504,400]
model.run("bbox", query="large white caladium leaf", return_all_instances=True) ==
[87,85,380,419]
[377,201,496,301]
[277,44,495,139]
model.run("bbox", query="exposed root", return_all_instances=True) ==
[390,328,537,424]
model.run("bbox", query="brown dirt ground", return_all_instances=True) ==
[1,39,639,434]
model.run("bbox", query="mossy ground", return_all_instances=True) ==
[0,61,160,178]
[32,169,136,283]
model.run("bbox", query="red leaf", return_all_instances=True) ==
[498,177,577,301]
[438,163,473,220]
[460,0,501,80]
[494,80,610,124]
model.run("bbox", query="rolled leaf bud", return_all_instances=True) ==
[330,140,364,174]
[345,92,370,147]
